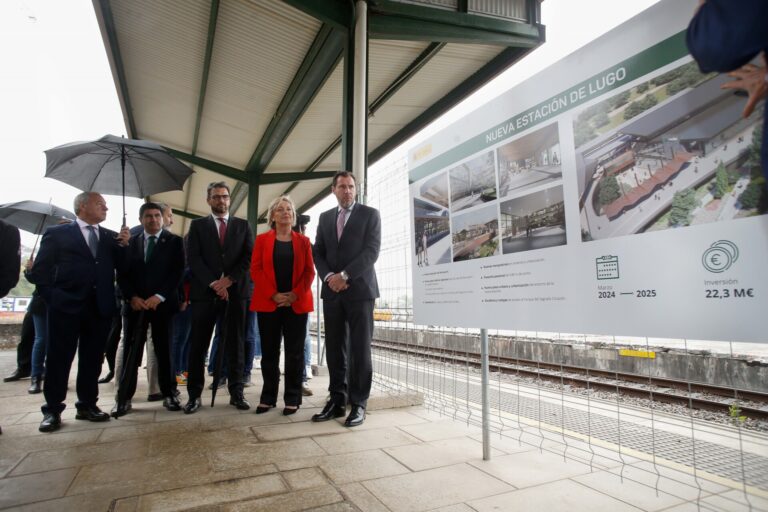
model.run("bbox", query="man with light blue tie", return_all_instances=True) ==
[28,192,130,432]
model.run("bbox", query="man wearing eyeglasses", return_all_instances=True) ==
[183,182,254,413]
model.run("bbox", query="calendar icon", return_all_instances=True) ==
[596,255,619,280]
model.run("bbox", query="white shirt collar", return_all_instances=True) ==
[211,213,230,222]
[338,202,355,213]
[76,218,98,230]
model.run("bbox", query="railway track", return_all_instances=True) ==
[372,339,768,421]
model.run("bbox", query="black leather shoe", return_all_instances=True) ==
[255,404,275,414]
[28,376,42,394]
[183,397,202,414]
[344,405,366,427]
[283,405,299,416]
[163,395,182,411]
[98,371,114,384]
[147,393,163,402]
[75,405,110,422]
[39,412,61,432]
[311,401,346,422]
[229,394,250,410]
[111,400,132,418]
[4,367,30,382]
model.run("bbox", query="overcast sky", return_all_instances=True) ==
[0,0,662,249]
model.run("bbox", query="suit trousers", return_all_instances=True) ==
[16,310,34,372]
[257,308,307,407]
[187,299,246,399]
[42,296,111,415]
[322,297,374,408]
[117,308,176,401]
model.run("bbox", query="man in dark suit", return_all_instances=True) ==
[28,192,129,432]
[312,171,381,427]
[112,202,184,417]
[183,181,254,414]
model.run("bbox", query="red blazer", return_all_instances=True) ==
[249,229,315,314]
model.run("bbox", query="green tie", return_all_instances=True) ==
[146,235,156,262]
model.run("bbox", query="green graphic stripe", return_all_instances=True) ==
[409,30,688,183]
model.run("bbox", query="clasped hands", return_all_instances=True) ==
[130,295,163,311]
[272,291,298,308]
[327,273,350,293]
[210,276,233,300]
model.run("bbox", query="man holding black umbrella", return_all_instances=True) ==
[183,182,253,414]
[112,202,184,417]
[28,192,130,432]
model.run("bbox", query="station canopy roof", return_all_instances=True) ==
[93,0,545,234]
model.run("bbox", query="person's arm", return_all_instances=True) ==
[154,235,185,306]
[339,207,381,280]
[227,220,253,286]
[250,235,277,305]
[187,222,218,289]
[292,236,316,299]
[687,0,768,73]
[312,213,331,280]
[0,223,20,297]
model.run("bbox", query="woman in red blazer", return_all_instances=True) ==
[250,196,315,415]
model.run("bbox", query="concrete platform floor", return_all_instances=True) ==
[0,349,766,512]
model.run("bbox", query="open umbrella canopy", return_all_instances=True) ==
[0,200,76,234]
[44,134,194,198]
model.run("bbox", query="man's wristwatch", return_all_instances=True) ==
[340,270,349,281]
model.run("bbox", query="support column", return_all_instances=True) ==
[352,0,368,202]
[247,173,260,233]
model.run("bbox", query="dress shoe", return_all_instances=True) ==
[344,405,365,427]
[39,412,61,432]
[255,404,275,414]
[301,381,313,396]
[147,393,163,402]
[111,400,132,418]
[98,371,114,384]
[163,395,182,411]
[28,376,42,394]
[183,397,202,414]
[75,405,110,422]
[208,378,226,390]
[4,367,30,382]
[283,405,299,416]
[229,394,251,410]
[311,401,346,422]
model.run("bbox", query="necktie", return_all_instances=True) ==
[217,217,227,246]
[336,208,347,240]
[86,225,98,258]
[145,235,156,262]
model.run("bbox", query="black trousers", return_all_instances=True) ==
[16,309,34,372]
[42,297,111,415]
[102,313,122,373]
[322,297,374,408]
[117,307,175,401]
[257,308,308,407]
[186,299,245,400]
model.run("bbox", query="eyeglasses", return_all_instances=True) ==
[209,194,230,201]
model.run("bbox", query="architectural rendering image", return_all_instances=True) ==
[418,171,450,208]
[451,203,499,261]
[497,122,562,198]
[575,61,766,242]
[449,150,497,213]
[413,197,451,266]
[500,185,566,254]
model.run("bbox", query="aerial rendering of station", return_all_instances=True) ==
[576,62,765,241]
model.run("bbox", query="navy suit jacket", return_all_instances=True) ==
[28,222,126,317]
[187,215,254,302]
[313,203,381,301]
[117,229,184,312]
[687,0,768,175]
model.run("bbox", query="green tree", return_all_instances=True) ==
[574,122,597,147]
[593,111,610,128]
[668,189,698,227]
[712,163,729,199]
[598,175,621,206]
[640,94,658,109]
[623,101,643,120]
[747,125,763,173]
[636,82,650,94]
[611,91,631,109]
[739,177,765,209]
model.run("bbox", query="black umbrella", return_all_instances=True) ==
[210,299,230,407]
[0,200,76,256]
[44,134,194,225]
